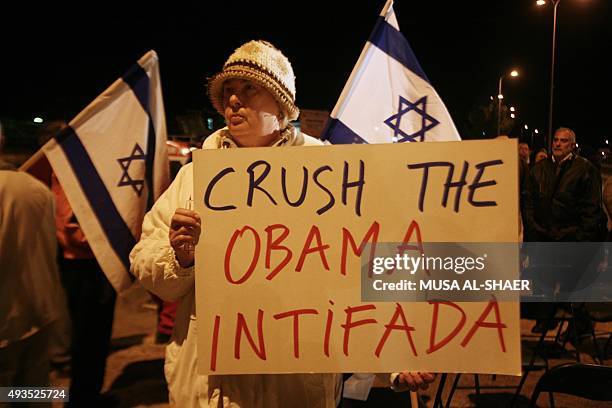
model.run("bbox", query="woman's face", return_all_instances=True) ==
[222,79,282,147]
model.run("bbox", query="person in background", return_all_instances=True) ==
[534,148,548,164]
[518,142,530,165]
[523,128,606,243]
[522,127,607,337]
[150,294,177,344]
[0,120,65,402]
[0,121,15,170]
[603,176,612,241]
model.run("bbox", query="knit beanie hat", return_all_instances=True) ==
[208,40,299,121]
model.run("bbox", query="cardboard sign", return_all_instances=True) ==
[193,139,521,375]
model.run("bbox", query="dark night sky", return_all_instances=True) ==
[1,0,610,148]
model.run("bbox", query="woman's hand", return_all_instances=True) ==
[396,372,436,391]
[169,208,201,268]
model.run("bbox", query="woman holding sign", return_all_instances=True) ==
[130,40,433,407]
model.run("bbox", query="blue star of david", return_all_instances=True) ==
[117,143,146,196]
[383,95,440,142]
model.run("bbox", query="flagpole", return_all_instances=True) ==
[380,0,393,16]
[410,391,418,407]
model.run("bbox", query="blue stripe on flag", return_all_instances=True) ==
[122,64,156,209]
[369,16,430,84]
[321,118,369,144]
[54,126,135,270]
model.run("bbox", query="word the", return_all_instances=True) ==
[407,160,503,212]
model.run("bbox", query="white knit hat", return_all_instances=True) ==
[208,40,299,121]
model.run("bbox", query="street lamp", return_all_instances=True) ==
[524,124,533,145]
[537,0,561,152]
[497,69,519,136]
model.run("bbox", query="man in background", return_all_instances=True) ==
[519,142,530,165]
[522,127,607,336]
[523,128,606,243]
[0,120,65,400]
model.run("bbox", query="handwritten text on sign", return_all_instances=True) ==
[193,139,520,375]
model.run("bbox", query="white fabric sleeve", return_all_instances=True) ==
[343,374,375,400]
[129,164,195,301]
[375,373,410,392]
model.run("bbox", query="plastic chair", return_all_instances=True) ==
[509,302,582,407]
[585,302,612,362]
[528,363,612,407]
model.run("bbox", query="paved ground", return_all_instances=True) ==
[51,284,167,407]
[51,283,612,407]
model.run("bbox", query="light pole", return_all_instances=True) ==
[537,0,561,153]
[497,70,519,136]
[524,124,533,146]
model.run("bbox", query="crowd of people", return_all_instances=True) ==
[1,121,118,406]
[1,39,611,407]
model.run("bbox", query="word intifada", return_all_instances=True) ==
[203,159,503,217]
[208,299,507,372]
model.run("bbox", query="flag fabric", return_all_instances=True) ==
[27,51,169,292]
[321,0,461,144]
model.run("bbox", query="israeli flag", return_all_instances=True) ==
[39,51,169,291]
[322,0,461,144]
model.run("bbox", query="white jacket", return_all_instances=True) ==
[130,128,344,407]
